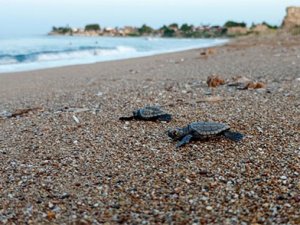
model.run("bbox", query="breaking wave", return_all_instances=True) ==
[0,46,137,65]
[0,36,228,73]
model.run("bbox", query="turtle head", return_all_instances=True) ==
[133,110,139,117]
[168,128,184,140]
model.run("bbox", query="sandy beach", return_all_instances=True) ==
[0,33,299,224]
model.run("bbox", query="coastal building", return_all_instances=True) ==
[103,27,117,36]
[71,28,79,33]
[195,25,211,32]
[122,26,138,35]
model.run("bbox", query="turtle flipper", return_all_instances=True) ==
[119,116,135,121]
[176,134,193,148]
[158,114,172,122]
[223,130,243,142]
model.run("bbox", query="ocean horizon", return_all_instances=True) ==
[0,35,228,73]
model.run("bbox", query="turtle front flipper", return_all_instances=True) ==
[158,114,172,122]
[223,130,244,142]
[176,134,193,148]
[119,116,135,121]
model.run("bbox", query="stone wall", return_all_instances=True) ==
[282,6,300,29]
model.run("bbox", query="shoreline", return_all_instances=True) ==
[0,34,299,224]
[0,37,229,74]
[0,44,227,75]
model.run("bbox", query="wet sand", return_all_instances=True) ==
[0,33,299,224]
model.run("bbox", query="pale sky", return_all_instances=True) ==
[1,0,299,37]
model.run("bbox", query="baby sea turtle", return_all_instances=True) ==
[168,121,243,148]
[119,106,172,122]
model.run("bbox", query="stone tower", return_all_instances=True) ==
[282,6,300,29]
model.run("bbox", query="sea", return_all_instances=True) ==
[0,35,228,73]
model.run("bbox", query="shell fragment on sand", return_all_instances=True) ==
[72,115,80,124]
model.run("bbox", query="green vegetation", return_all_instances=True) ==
[85,24,100,31]
[169,23,179,29]
[160,25,176,37]
[224,21,246,28]
[138,24,153,35]
[180,24,194,37]
[127,32,140,37]
[52,26,72,34]
[180,24,193,32]
[261,22,278,30]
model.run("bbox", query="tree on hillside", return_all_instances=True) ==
[169,23,179,29]
[180,24,194,37]
[160,25,176,37]
[52,26,72,34]
[180,23,194,32]
[262,22,278,29]
[138,24,153,34]
[224,21,246,28]
[85,24,101,31]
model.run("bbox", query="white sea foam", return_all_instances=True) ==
[0,36,227,73]
[34,46,137,62]
[0,57,18,65]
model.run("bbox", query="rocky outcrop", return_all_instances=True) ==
[282,6,300,29]
[252,24,270,33]
[227,27,249,36]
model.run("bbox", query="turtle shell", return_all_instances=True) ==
[190,122,230,136]
[138,106,167,118]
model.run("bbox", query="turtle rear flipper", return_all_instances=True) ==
[119,116,135,121]
[223,130,243,142]
[158,114,172,122]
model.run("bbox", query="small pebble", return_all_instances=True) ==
[206,206,213,211]
[280,176,287,180]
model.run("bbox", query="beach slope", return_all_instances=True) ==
[0,34,299,224]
